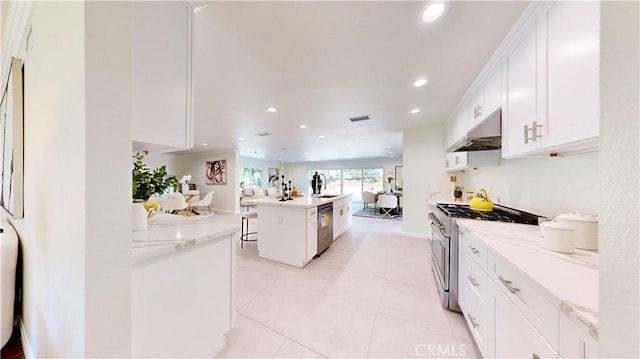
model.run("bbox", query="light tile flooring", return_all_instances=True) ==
[215,213,480,359]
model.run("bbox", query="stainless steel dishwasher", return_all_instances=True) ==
[317,202,333,255]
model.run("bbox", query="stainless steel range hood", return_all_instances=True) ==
[447,109,502,152]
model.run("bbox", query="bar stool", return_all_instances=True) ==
[241,211,258,248]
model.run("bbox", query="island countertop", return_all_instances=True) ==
[249,193,352,209]
[132,214,240,265]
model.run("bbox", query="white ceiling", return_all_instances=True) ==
[180,1,529,162]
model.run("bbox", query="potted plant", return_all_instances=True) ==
[132,152,178,230]
[453,185,464,199]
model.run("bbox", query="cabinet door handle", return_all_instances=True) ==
[469,315,479,329]
[524,121,543,144]
[498,276,520,294]
[467,275,479,287]
[477,105,482,118]
[468,245,480,255]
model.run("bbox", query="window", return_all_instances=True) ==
[239,167,263,188]
[307,167,383,201]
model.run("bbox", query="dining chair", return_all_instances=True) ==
[161,193,188,215]
[362,190,378,212]
[377,194,398,218]
[188,191,215,214]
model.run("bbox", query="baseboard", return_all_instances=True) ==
[19,319,34,359]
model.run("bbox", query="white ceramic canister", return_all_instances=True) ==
[556,211,598,250]
[540,220,575,254]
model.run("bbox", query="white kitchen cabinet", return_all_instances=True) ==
[469,63,501,125]
[306,207,318,261]
[132,1,194,153]
[132,233,235,358]
[502,14,539,158]
[493,280,558,358]
[445,150,500,172]
[458,229,493,357]
[502,1,599,158]
[559,311,599,358]
[535,0,600,153]
[332,197,353,240]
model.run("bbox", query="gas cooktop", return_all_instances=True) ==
[436,203,542,225]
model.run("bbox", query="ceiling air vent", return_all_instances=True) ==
[256,132,271,137]
[349,115,371,123]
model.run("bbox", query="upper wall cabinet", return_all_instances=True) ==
[132,1,194,153]
[470,62,502,126]
[502,1,600,158]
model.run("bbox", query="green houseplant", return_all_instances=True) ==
[132,152,179,202]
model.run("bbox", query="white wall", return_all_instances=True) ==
[84,2,132,356]
[175,150,239,213]
[142,152,181,178]
[599,1,639,356]
[402,125,448,236]
[3,2,131,357]
[459,152,599,219]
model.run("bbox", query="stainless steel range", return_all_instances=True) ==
[428,202,543,312]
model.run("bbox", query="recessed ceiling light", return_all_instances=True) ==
[237,137,244,141]
[390,155,395,158]
[386,145,391,149]
[319,135,326,139]
[413,78,428,87]
[299,124,307,129]
[201,142,208,146]
[421,1,449,23]
[304,152,308,155]
[389,151,394,154]
[410,108,421,114]
[267,107,277,113]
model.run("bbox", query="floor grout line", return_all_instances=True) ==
[365,311,378,358]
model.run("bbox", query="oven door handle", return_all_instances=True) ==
[430,223,446,244]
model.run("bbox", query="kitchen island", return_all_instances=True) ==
[131,214,240,358]
[249,194,352,268]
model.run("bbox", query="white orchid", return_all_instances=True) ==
[179,175,192,184]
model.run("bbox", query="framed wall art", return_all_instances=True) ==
[268,168,279,187]
[206,159,227,185]
[0,57,24,218]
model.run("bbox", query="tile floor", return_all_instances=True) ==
[215,213,480,359]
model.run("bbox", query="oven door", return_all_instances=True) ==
[430,223,449,291]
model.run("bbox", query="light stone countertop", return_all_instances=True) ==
[456,219,599,337]
[132,214,240,265]
[248,193,352,209]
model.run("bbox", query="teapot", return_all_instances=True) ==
[469,188,494,211]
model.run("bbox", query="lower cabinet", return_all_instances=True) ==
[493,280,558,358]
[558,308,599,358]
[333,197,353,240]
[132,235,234,358]
[458,225,598,358]
[306,207,318,260]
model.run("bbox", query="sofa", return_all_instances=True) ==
[240,187,278,210]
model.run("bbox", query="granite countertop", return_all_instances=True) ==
[456,219,599,338]
[132,214,240,265]
[249,193,352,209]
